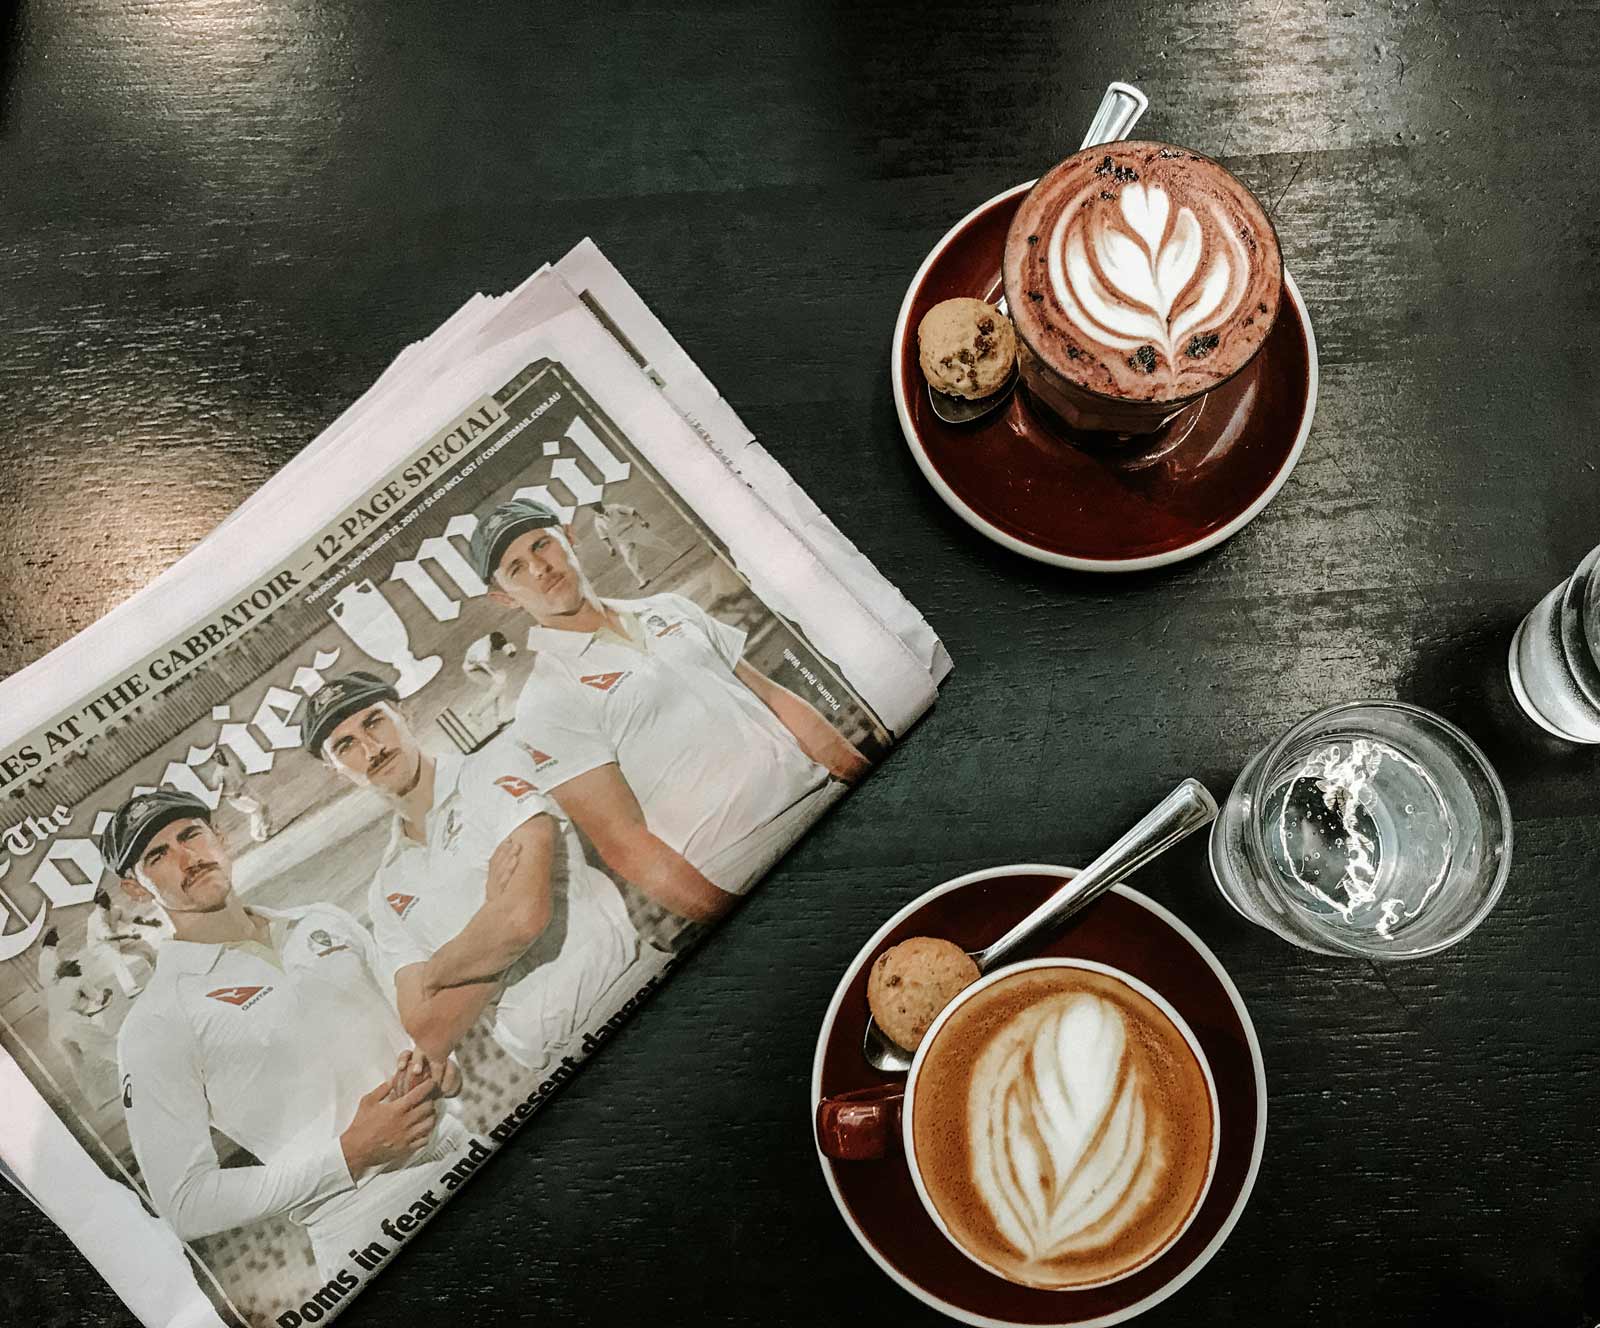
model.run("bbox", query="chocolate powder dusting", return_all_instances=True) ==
[1028,290,1043,302]
[1065,346,1082,360]
[1027,234,1039,245]
[1093,156,1139,183]
[1128,345,1158,374]
[1184,332,1221,359]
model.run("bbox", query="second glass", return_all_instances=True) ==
[1508,541,1600,743]
[1209,702,1512,959]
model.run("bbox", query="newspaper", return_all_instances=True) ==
[0,242,946,1328]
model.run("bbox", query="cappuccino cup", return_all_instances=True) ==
[901,959,1219,1290]
[1002,142,1283,437]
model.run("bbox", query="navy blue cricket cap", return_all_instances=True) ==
[303,671,400,757]
[101,789,212,876]
[469,498,562,584]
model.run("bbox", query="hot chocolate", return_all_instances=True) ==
[907,963,1216,1290]
[1002,142,1282,434]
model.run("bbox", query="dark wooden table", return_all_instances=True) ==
[2,3,1597,1325]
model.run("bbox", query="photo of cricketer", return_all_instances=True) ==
[304,671,651,1072]
[471,498,871,903]
[104,790,471,1277]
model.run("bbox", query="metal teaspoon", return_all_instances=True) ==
[861,776,1216,1072]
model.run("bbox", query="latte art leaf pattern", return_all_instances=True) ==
[968,994,1162,1264]
[1046,182,1252,371]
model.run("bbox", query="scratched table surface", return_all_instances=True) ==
[1,3,1598,1326]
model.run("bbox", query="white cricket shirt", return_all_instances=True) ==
[462,635,494,672]
[368,743,638,1069]
[116,903,453,1242]
[86,907,159,993]
[47,975,122,1074]
[86,905,158,952]
[511,592,827,889]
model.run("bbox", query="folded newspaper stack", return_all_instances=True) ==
[0,241,950,1328]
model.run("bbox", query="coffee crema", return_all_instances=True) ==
[1003,142,1282,406]
[910,967,1215,1289]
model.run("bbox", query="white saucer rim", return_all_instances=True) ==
[890,182,1319,571]
[808,864,1269,1328]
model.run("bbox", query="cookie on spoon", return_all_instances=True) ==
[867,936,980,1052]
[917,298,1016,401]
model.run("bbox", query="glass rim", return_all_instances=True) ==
[1236,699,1514,959]
[1559,540,1600,710]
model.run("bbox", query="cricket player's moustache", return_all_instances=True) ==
[182,860,223,887]
[367,748,400,777]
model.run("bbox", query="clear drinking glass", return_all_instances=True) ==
[1508,542,1600,743]
[1209,701,1512,959]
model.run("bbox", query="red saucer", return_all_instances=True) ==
[811,867,1266,1326]
[892,183,1317,570]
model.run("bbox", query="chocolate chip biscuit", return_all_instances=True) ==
[867,936,981,1052]
[917,297,1017,400]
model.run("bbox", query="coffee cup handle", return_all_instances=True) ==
[815,1084,906,1161]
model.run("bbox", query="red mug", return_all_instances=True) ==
[814,1083,905,1161]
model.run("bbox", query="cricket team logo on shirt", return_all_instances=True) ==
[523,746,557,773]
[206,985,272,1009]
[386,892,419,919]
[309,928,351,958]
[580,670,630,693]
[494,775,538,799]
[645,613,682,639]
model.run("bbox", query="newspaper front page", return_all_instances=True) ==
[0,247,944,1327]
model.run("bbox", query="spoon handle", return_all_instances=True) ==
[1079,81,1150,151]
[971,778,1217,973]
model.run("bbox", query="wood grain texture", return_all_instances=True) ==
[2,2,1598,1325]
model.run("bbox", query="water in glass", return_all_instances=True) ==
[1258,735,1454,942]
[1210,701,1511,959]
